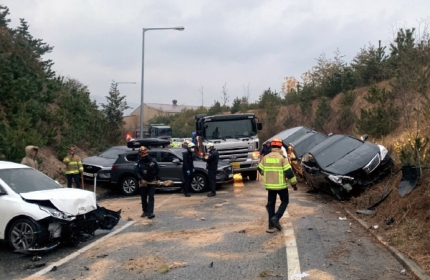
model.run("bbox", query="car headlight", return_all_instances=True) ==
[328,175,354,185]
[377,145,388,160]
[40,206,75,221]
[98,171,111,179]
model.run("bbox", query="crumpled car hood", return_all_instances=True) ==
[323,143,380,175]
[82,156,116,168]
[20,188,97,216]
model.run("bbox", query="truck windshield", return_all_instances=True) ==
[157,128,172,137]
[204,119,257,140]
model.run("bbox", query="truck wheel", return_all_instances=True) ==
[8,218,46,251]
[191,173,207,193]
[120,176,138,195]
[247,171,257,181]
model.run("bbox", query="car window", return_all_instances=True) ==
[0,168,61,193]
[160,152,179,162]
[149,152,158,160]
[125,153,139,162]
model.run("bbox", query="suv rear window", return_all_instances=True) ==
[125,154,138,162]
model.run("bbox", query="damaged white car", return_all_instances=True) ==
[0,161,121,252]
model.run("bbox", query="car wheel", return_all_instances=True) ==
[191,173,207,193]
[8,218,45,251]
[120,176,138,195]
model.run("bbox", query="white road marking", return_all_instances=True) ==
[29,221,135,278]
[283,210,302,279]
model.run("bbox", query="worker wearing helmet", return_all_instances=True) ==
[63,147,83,189]
[134,146,160,219]
[203,142,219,197]
[182,142,195,197]
[258,138,297,233]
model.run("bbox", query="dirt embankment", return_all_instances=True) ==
[341,167,430,275]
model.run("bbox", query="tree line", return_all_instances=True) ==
[0,6,128,162]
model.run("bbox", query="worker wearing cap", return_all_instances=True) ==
[258,138,297,233]
[134,146,160,219]
[63,147,83,189]
[203,142,219,197]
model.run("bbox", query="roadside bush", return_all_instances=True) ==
[355,86,400,138]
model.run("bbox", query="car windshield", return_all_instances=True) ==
[314,137,363,168]
[99,147,128,159]
[204,119,257,140]
[0,168,61,194]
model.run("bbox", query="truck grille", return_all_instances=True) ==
[217,147,249,162]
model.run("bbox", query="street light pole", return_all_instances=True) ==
[139,26,184,139]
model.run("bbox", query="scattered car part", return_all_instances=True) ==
[398,166,420,197]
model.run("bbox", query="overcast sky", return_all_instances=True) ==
[3,0,429,115]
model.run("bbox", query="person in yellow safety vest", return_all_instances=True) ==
[171,140,178,148]
[63,147,83,189]
[258,137,297,233]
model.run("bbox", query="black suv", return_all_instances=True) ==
[82,138,171,182]
[111,147,234,195]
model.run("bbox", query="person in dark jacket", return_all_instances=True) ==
[134,146,160,219]
[182,142,195,197]
[260,141,272,160]
[203,142,219,197]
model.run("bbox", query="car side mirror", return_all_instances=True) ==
[0,189,7,196]
[172,158,180,164]
[257,123,263,130]
[360,134,368,141]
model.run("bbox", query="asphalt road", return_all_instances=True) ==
[0,179,415,280]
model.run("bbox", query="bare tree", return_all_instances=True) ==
[221,83,230,107]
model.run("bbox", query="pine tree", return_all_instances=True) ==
[101,82,131,144]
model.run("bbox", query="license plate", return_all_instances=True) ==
[228,173,233,178]
[83,172,93,177]
[231,162,240,169]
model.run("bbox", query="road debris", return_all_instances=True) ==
[291,272,309,278]
[373,225,379,229]
[339,217,347,220]
[209,262,213,268]
[260,269,284,277]
[24,263,46,270]
[169,262,188,269]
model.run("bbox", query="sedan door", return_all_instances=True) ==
[157,151,184,182]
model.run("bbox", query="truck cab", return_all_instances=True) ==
[195,113,262,180]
